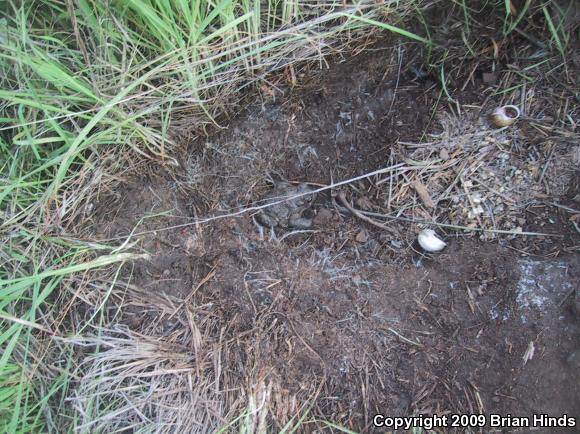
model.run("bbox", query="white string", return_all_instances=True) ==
[99,163,406,242]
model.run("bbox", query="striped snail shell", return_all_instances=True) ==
[490,105,521,127]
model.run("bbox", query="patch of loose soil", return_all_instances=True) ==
[89,37,580,433]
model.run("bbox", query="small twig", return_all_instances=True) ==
[387,327,423,347]
[243,278,258,316]
[168,266,217,319]
[353,209,562,237]
[473,177,517,204]
[385,43,403,118]
[270,312,326,366]
[538,142,556,185]
[461,176,484,228]
[278,229,317,242]
[558,287,576,307]
[0,312,53,334]
[336,191,398,235]
[97,163,407,242]
[468,380,485,413]
[547,202,580,213]
[400,126,509,149]
[572,220,580,236]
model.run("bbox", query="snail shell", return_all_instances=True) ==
[490,105,521,127]
[417,229,447,253]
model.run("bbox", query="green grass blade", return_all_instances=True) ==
[338,13,433,46]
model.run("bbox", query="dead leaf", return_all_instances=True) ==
[412,179,436,209]
[355,229,369,243]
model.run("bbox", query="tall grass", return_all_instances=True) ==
[0,0,429,431]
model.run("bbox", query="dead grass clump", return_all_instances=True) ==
[377,108,577,239]
[69,329,224,433]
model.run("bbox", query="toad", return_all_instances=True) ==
[256,182,317,229]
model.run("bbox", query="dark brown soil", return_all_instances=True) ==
[89,36,580,433]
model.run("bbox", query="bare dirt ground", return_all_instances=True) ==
[87,26,579,434]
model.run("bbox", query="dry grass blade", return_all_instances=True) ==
[66,329,226,434]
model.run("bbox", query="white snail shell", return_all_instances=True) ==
[490,105,521,127]
[417,229,447,252]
